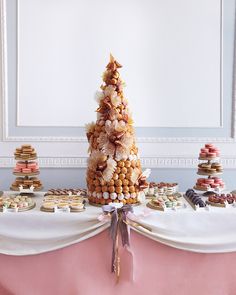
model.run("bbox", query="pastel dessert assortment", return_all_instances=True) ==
[42,195,85,212]
[11,145,43,191]
[86,55,149,205]
[13,161,39,174]
[14,145,37,159]
[185,189,206,208]
[195,177,225,191]
[0,195,35,211]
[146,182,178,196]
[150,195,182,210]
[199,143,220,159]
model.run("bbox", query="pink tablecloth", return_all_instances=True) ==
[0,230,235,295]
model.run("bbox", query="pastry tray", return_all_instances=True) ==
[206,200,226,208]
[0,202,36,212]
[146,199,186,211]
[183,195,208,211]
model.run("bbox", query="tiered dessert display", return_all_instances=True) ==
[86,55,149,205]
[11,145,43,191]
[194,144,225,195]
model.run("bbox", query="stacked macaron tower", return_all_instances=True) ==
[86,55,149,205]
[11,144,43,191]
[194,143,225,195]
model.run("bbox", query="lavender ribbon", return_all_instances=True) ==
[102,204,133,273]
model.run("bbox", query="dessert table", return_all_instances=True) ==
[1,192,236,295]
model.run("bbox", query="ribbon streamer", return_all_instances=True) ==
[102,204,133,282]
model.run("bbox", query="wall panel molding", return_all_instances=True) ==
[1,0,236,143]
[0,0,236,174]
[1,156,236,169]
[1,135,236,143]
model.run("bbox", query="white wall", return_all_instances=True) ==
[1,0,236,191]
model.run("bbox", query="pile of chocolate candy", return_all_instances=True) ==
[185,189,206,207]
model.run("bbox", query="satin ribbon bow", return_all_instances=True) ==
[102,204,133,281]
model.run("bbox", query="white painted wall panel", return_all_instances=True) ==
[17,0,221,127]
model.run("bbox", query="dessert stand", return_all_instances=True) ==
[194,156,224,196]
[10,147,43,193]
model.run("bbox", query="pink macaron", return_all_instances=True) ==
[201,183,210,188]
[214,178,222,184]
[16,162,27,169]
[205,143,214,148]
[204,179,215,184]
[211,183,220,188]
[27,162,37,169]
[197,178,205,184]
[201,148,209,153]
[22,168,31,173]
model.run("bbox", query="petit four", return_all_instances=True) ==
[11,177,42,190]
[41,194,85,212]
[86,55,149,205]
[194,177,225,191]
[0,195,35,212]
[13,161,39,175]
[145,182,178,197]
[207,194,236,207]
[147,194,183,211]
[14,145,37,160]
[199,144,220,159]
[197,162,223,175]
[185,189,206,210]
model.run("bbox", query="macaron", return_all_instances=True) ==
[207,152,216,158]
[201,148,209,153]
[204,179,214,184]
[205,143,214,148]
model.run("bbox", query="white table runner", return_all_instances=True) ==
[1,192,236,255]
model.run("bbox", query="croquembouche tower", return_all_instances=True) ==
[86,55,149,205]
